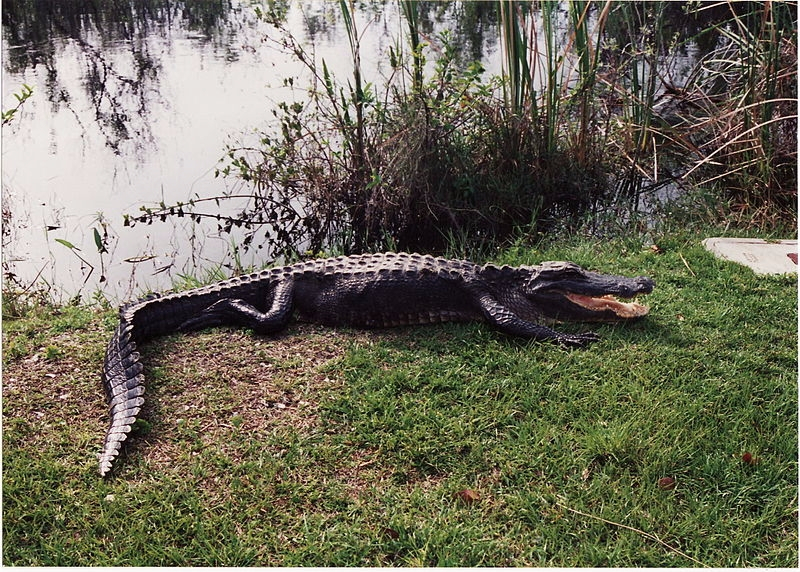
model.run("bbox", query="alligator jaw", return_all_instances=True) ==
[564,293,650,319]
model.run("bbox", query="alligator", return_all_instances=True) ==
[99,252,654,476]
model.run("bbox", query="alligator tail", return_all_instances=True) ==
[98,320,146,476]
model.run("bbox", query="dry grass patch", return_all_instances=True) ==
[119,323,358,475]
[3,317,111,472]
[2,314,365,480]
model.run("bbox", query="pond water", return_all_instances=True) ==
[2,0,503,302]
[3,1,728,304]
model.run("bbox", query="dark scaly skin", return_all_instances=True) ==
[99,252,654,476]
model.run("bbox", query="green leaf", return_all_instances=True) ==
[54,238,79,251]
[93,228,107,253]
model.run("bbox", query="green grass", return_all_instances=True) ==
[2,231,797,566]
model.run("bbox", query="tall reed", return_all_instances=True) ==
[614,2,667,205]
[400,0,423,94]
[498,0,532,118]
[495,0,609,207]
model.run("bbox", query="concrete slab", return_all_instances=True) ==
[702,237,797,275]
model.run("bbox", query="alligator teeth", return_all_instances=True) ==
[565,293,649,318]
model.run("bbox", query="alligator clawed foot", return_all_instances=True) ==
[558,331,601,348]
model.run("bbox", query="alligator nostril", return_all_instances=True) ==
[637,277,655,292]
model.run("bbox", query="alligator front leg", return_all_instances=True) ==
[178,278,295,335]
[476,293,600,348]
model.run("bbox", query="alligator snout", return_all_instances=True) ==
[635,276,655,294]
[616,276,654,298]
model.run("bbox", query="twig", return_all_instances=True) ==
[679,252,696,277]
[556,502,708,567]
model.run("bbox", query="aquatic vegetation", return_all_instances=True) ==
[125,2,798,259]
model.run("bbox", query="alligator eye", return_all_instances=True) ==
[527,263,584,290]
[551,264,583,279]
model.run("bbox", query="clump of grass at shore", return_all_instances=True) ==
[3,228,796,566]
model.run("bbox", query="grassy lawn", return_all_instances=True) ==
[2,232,797,566]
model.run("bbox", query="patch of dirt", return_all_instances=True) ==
[127,323,357,473]
[2,334,108,461]
[4,316,461,488]
[2,318,367,477]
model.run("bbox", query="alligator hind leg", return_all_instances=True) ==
[178,279,295,335]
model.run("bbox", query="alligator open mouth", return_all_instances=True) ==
[564,293,650,319]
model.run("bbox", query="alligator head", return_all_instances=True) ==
[524,261,655,322]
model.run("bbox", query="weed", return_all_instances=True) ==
[1,83,34,125]
[658,2,797,228]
